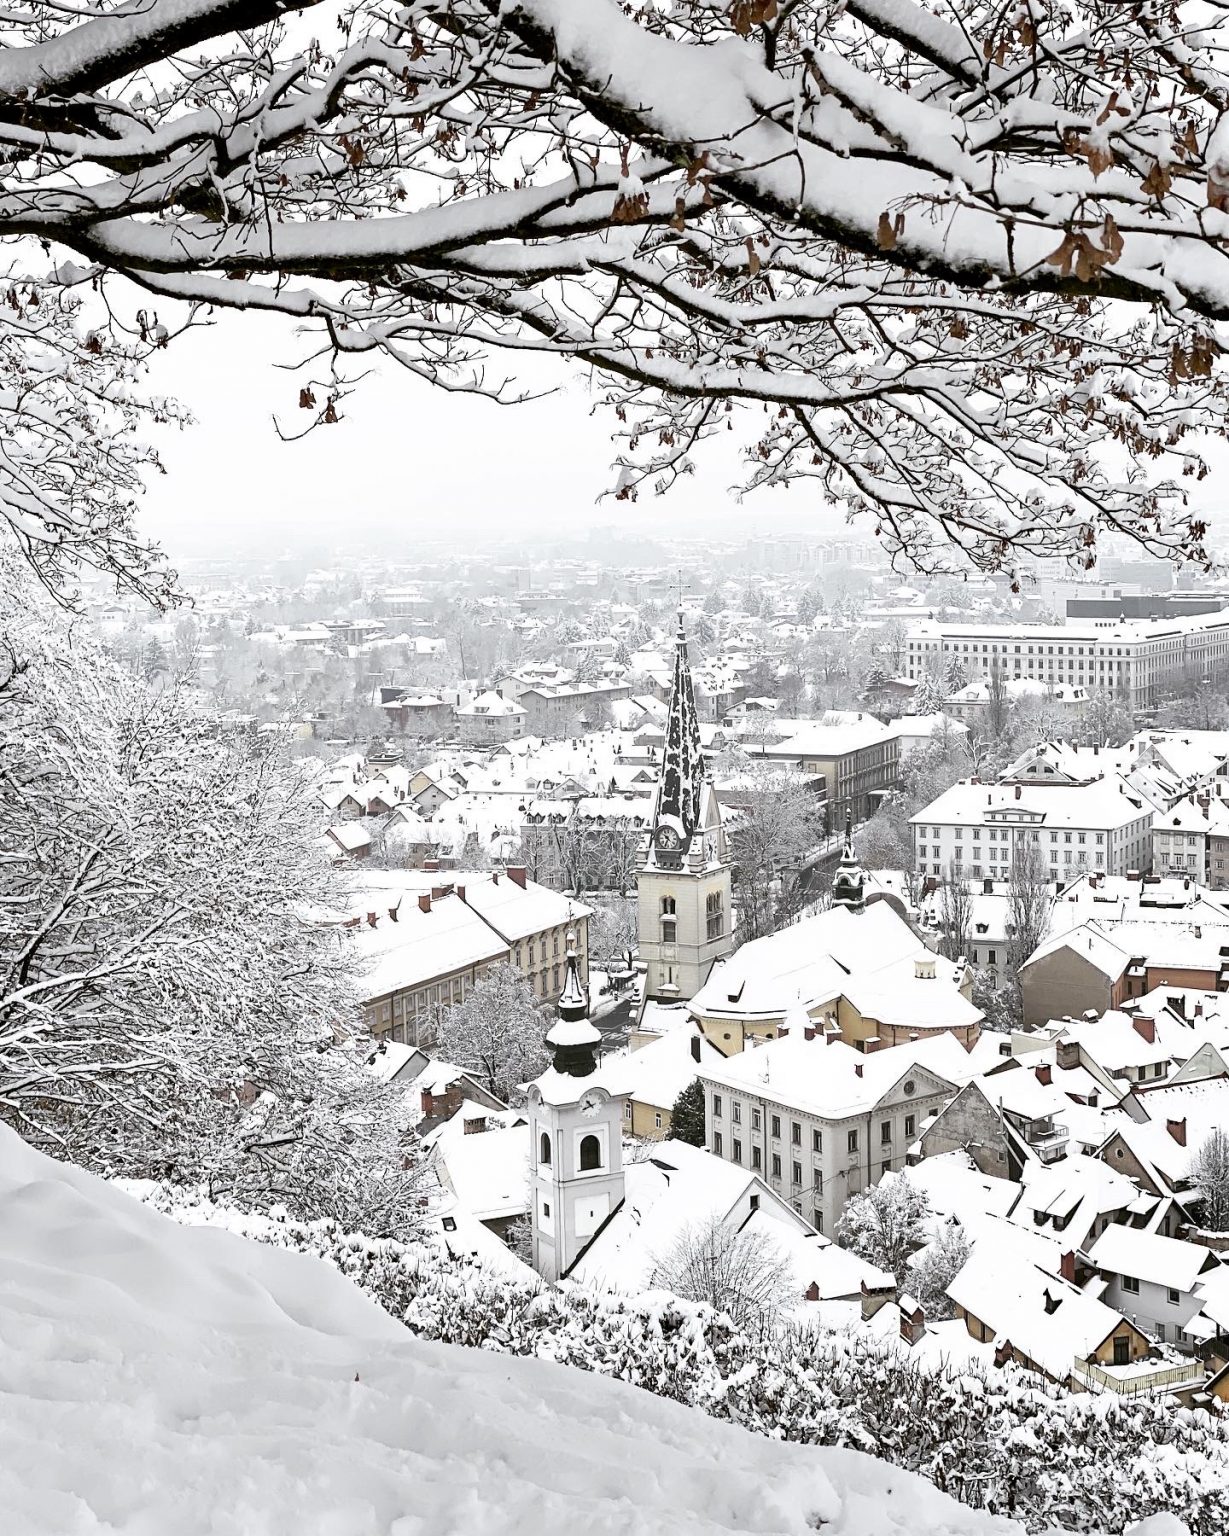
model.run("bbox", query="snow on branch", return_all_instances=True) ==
[4,0,1229,576]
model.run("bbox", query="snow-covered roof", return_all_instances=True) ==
[429,1107,531,1223]
[700,1033,977,1122]
[350,893,510,1002]
[1087,1224,1215,1294]
[590,1028,722,1112]
[911,776,1150,833]
[568,1139,892,1301]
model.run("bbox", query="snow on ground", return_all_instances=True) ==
[0,1123,1042,1536]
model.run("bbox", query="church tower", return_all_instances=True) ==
[636,613,733,1001]
[527,941,627,1281]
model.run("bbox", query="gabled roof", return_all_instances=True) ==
[1088,1224,1216,1293]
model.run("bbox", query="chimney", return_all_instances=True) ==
[423,858,440,872]
[1167,1117,1187,1147]
[366,911,378,928]
[804,1025,816,1042]
[898,1297,926,1346]
[431,885,448,900]
[855,1062,864,1078]
[1195,1000,1205,1018]
[983,877,993,895]
[507,865,527,889]
[1035,1063,1052,1086]
[418,893,432,914]
[456,885,466,903]
[1042,1287,1061,1316]
[388,906,399,923]
[1015,785,1022,800]
[1133,1014,1156,1043]
[690,1035,701,1064]
[1060,1250,1077,1283]
[861,1279,891,1320]
[804,1281,820,1303]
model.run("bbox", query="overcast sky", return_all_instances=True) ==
[136,309,832,562]
[135,306,1229,568]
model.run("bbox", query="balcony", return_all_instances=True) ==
[1071,1356,1206,1398]
[1023,1122,1070,1162]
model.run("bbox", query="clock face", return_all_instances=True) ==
[656,826,680,851]
[580,1093,602,1118]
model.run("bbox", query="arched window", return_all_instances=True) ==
[579,1134,602,1171]
[660,896,676,916]
[539,1131,552,1166]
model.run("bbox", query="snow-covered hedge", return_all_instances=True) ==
[136,1185,1229,1534]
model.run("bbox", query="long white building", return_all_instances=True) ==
[910,779,1154,881]
[905,611,1229,708]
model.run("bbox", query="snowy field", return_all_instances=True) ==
[0,1121,1070,1536]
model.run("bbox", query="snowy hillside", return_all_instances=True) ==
[0,1124,1036,1536]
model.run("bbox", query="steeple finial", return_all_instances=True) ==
[832,807,865,911]
[557,931,589,1023]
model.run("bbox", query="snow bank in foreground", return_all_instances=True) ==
[0,1126,1140,1534]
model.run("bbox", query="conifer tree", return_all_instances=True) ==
[670,1078,707,1148]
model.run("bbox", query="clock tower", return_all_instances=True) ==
[527,940,629,1281]
[636,612,733,1002]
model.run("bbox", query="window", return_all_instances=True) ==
[791,1121,801,1145]
[713,1094,723,1118]
[732,1138,743,1164]
[732,1101,742,1125]
[847,1130,859,1153]
[1168,1287,1181,1305]
[752,1146,762,1170]
[882,1159,892,1176]
[539,1131,552,1166]
[812,1129,822,1153]
[752,1108,761,1131]
[771,1154,781,1178]
[771,1114,781,1139]
[542,1202,550,1219]
[654,1111,663,1129]
[661,914,676,943]
[713,1131,722,1156]
[1122,1274,1140,1294]
[812,1168,823,1190]
[706,891,724,942]
[579,1134,602,1171]
[792,1160,802,1185]
[905,1114,915,1139]
[660,896,676,916]
[1113,1336,1130,1366]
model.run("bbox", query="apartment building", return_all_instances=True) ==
[759,713,899,825]
[350,868,591,1044]
[698,1032,979,1233]
[905,611,1229,709]
[910,779,1154,881]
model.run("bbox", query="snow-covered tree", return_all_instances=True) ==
[936,866,973,963]
[650,1212,795,1332]
[909,1218,971,1320]
[436,963,548,1102]
[589,897,637,971]
[835,1173,930,1284]
[911,673,944,718]
[1190,1128,1229,1233]
[3,2,1229,596]
[0,561,420,1235]
[728,767,826,942]
[669,1078,707,1149]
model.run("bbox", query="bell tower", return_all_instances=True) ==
[636,613,733,1001]
[527,941,627,1281]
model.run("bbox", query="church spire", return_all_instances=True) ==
[651,611,706,862]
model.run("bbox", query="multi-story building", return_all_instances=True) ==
[759,713,899,826]
[910,779,1154,882]
[516,680,632,737]
[698,1031,979,1233]
[904,611,1229,709]
[351,868,591,1043]
[455,690,527,744]
[1153,789,1229,888]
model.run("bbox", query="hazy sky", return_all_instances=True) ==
[136,306,1229,568]
[136,309,826,562]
